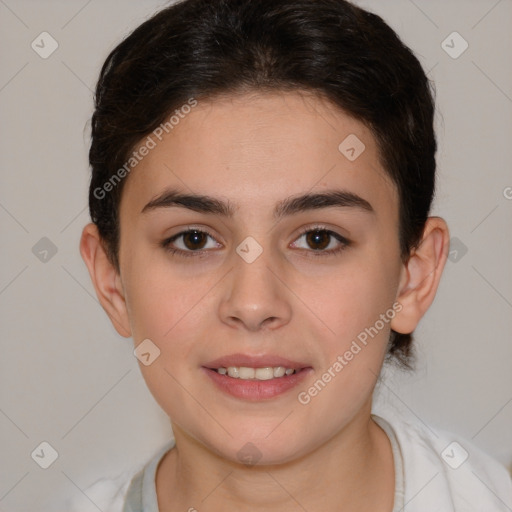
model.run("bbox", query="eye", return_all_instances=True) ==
[160,225,350,259]
[161,228,221,258]
[290,226,350,257]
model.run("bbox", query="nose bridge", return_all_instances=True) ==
[218,237,292,331]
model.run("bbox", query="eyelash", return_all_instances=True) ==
[160,225,351,259]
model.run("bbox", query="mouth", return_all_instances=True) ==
[202,354,312,400]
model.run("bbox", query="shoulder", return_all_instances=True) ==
[374,406,512,511]
[64,468,140,512]
[64,440,175,512]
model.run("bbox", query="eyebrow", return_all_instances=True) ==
[141,187,374,220]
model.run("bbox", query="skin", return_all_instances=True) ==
[80,90,450,512]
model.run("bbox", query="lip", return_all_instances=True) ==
[202,353,313,401]
[203,353,311,370]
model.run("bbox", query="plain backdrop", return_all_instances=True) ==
[0,0,511,510]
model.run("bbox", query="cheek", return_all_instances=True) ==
[121,246,218,345]
[295,262,399,424]
[312,256,399,341]
[121,245,178,340]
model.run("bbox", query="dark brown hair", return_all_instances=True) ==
[88,0,437,368]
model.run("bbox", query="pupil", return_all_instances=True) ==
[307,230,329,250]
[184,230,206,250]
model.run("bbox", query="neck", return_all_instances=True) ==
[156,406,395,512]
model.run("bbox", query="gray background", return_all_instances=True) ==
[0,0,511,510]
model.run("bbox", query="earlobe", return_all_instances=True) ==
[391,217,450,334]
[79,223,132,338]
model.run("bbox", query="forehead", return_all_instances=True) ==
[120,91,397,221]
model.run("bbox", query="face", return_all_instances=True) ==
[116,91,404,464]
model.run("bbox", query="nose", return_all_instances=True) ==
[218,246,292,332]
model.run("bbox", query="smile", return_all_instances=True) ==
[203,366,312,401]
[215,366,296,380]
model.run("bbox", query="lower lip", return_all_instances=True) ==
[202,367,312,401]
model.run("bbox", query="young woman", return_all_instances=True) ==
[75,0,512,510]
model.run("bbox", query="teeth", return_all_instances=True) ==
[217,366,297,380]
[239,367,255,379]
[255,367,274,380]
[273,366,286,378]
[227,367,239,378]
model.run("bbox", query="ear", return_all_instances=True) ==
[79,223,132,338]
[391,217,450,334]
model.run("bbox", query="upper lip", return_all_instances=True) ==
[203,353,311,370]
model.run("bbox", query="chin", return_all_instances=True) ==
[201,431,311,467]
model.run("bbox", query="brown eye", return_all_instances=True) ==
[291,227,350,258]
[161,228,221,257]
[305,230,331,251]
[182,230,209,250]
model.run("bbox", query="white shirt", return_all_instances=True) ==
[65,406,512,511]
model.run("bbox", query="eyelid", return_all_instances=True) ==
[293,223,350,243]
